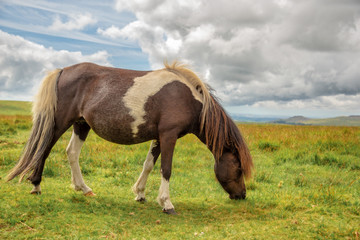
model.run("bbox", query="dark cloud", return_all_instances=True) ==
[279,0,360,52]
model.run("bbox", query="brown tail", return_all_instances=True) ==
[6,69,62,182]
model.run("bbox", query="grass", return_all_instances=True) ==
[0,101,31,116]
[0,101,359,239]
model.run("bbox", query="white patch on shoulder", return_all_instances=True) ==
[123,70,203,137]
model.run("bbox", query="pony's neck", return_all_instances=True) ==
[193,128,225,160]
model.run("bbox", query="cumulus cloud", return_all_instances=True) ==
[0,30,110,100]
[50,13,97,31]
[98,0,360,114]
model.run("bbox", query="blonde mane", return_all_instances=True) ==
[164,61,213,132]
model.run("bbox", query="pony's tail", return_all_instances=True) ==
[6,69,62,182]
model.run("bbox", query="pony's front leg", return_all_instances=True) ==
[132,140,160,202]
[66,123,94,196]
[157,133,177,215]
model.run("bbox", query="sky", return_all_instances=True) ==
[0,0,360,118]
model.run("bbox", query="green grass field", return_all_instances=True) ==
[0,101,31,116]
[0,101,359,239]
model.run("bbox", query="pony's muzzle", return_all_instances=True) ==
[229,191,246,200]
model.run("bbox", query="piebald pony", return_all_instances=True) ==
[7,62,253,214]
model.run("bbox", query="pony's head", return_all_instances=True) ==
[198,92,253,200]
[215,151,247,199]
[165,62,253,199]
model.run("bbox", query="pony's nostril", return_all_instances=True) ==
[229,191,246,200]
[241,191,246,199]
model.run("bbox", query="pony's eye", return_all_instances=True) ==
[219,179,233,184]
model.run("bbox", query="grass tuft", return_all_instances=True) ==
[258,140,280,152]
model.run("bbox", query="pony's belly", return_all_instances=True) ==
[89,119,157,145]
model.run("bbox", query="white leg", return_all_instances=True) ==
[30,184,41,195]
[132,140,158,201]
[66,131,93,195]
[157,175,175,212]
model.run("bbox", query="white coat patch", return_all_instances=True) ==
[157,176,174,210]
[66,131,92,194]
[132,140,158,200]
[123,70,203,137]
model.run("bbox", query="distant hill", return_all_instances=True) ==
[231,114,283,123]
[285,116,311,123]
[273,115,360,126]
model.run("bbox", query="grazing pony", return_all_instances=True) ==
[7,62,253,214]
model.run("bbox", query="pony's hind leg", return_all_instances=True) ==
[132,140,160,202]
[66,121,94,196]
[28,124,71,195]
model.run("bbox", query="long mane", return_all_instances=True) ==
[164,62,253,179]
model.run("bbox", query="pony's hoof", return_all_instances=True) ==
[30,191,41,195]
[136,198,146,203]
[162,208,177,215]
[84,191,96,197]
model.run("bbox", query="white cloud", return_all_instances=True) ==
[97,0,360,115]
[97,25,123,39]
[50,13,97,31]
[0,30,110,100]
[0,1,137,48]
